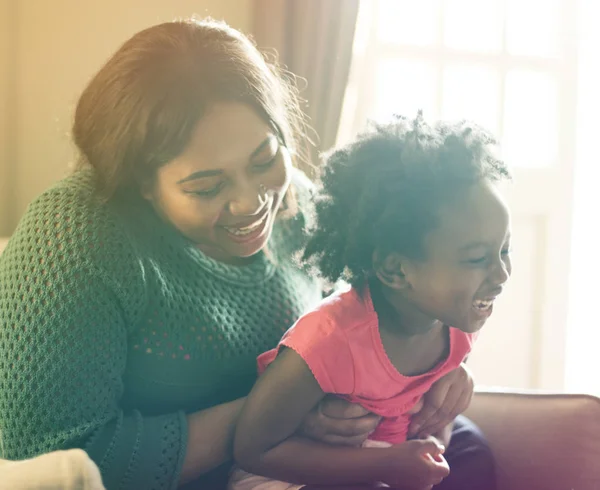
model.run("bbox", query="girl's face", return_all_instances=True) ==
[142,101,292,265]
[389,180,512,334]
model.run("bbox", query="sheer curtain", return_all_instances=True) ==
[253,0,360,169]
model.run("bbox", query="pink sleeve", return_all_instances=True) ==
[258,310,355,395]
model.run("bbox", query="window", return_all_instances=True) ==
[339,0,585,391]
[339,0,574,170]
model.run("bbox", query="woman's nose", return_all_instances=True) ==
[228,184,266,216]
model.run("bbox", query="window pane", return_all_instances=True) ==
[377,0,439,46]
[502,70,558,168]
[507,0,561,58]
[372,59,438,121]
[441,64,501,134]
[443,0,503,53]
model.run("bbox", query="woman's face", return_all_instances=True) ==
[142,101,292,264]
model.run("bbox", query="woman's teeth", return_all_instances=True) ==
[224,214,267,236]
[473,299,493,311]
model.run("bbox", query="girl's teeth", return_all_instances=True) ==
[473,299,493,310]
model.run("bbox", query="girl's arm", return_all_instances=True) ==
[234,348,398,486]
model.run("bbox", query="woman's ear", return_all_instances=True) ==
[138,175,155,201]
[373,250,411,291]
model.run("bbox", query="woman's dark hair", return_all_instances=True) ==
[302,113,511,286]
[72,17,310,210]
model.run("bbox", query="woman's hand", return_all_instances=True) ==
[408,363,474,439]
[298,395,381,446]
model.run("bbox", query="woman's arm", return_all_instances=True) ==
[179,398,245,485]
[430,423,453,450]
[0,187,237,490]
[299,395,381,446]
[408,363,475,439]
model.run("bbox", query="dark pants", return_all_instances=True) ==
[434,415,497,490]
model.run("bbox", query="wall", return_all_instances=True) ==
[0,0,12,236]
[0,0,252,236]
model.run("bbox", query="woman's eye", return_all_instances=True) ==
[501,247,512,256]
[253,153,279,173]
[190,183,224,198]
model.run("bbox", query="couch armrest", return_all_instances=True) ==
[465,390,600,490]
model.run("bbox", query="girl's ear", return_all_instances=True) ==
[373,250,412,291]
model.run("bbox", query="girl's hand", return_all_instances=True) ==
[408,363,474,439]
[380,439,450,489]
[298,395,381,446]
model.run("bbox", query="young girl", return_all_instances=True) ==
[230,114,512,490]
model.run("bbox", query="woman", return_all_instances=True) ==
[0,18,493,490]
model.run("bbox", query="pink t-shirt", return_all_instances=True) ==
[257,285,477,444]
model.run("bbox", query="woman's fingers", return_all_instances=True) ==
[319,395,371,419]
[408,380,451,437]
[301,404,380,445]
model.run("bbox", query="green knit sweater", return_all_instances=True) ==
[0,169,321,490]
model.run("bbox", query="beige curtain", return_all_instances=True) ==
[253,0,360,169]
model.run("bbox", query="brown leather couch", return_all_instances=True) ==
[465,390,600,490]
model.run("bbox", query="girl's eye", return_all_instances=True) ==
[501,247,511,256]
[467,256,487,265]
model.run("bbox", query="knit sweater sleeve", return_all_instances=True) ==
[0,177,187,490]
